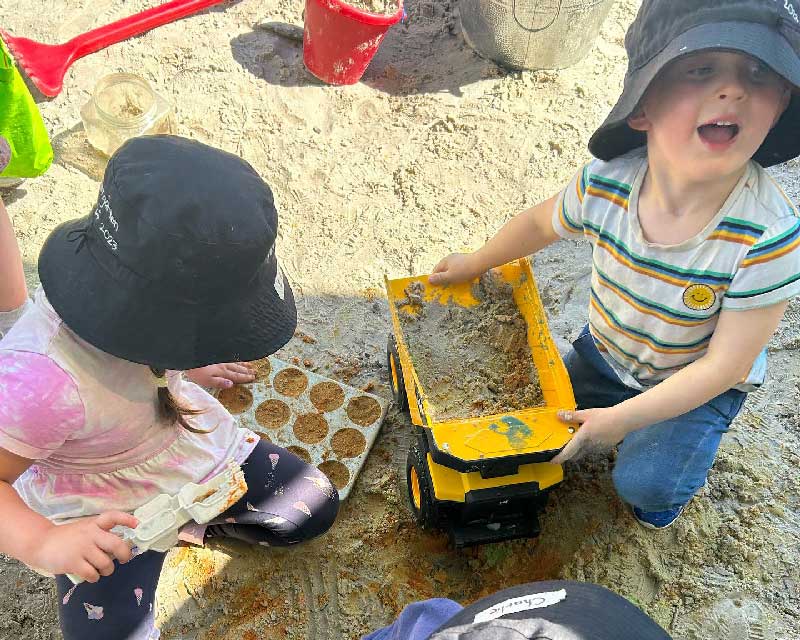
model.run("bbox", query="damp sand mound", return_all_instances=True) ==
[399,272,544,421]
[344,0,396,14]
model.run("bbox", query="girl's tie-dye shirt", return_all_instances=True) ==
[0,288,258,524]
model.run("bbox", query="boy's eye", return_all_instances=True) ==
[748,62,773,82]
[686,65,714,78]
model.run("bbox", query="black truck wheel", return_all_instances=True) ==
[387,333,408,412]
[406,439,442,529]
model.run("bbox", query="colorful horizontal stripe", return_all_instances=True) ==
[594,264,714,327]
[576,164,589,204]
[741,220,800,267]
[584,220,734,287]
[559,195,583,233]
[708,217,765,245]
[589,322,685,378]
[586,174,631,210]
[590,290,711,355]
[725,271,800,299]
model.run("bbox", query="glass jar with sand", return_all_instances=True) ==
[80,73,175,157]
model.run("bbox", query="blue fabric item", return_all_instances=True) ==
[361,599,463,640]
[564,325,747,512]
[633,505,684,529]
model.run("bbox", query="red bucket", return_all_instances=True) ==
[303,0,403,85]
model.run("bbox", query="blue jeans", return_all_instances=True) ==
[564,326,747,512]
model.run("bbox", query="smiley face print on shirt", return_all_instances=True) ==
[682,284,717,311]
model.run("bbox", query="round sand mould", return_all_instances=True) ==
[293,412,329,444]
[274,367,308,397]
[346,396,382,426]
[217,385,254,414]
[250,357,272,382]
[318,460,350,490]
[255,399,291,430]
[331,428,367,458]
[310,381,345,412]
[287,445,312,464]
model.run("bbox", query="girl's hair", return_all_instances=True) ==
[149,367,214,434]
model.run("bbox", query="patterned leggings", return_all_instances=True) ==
[55,440,340,640]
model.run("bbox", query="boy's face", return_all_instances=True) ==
[628,51,791,179]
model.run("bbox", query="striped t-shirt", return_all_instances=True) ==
[552,149,800,390]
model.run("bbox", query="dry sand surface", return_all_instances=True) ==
[0,0,799,638]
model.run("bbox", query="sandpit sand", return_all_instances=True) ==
[1,1,799,639]
[399,272,544,420]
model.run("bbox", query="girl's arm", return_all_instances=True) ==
[0,447,138,582]
[0,195,28,312]
[429,194,562,285]
[0,137,27,312]
[553,302,787,462]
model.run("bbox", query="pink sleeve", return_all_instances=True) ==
[0,351,85,460]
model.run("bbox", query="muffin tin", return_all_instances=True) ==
[217,356,387,499]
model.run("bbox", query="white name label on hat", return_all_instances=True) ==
[473,589,566,624]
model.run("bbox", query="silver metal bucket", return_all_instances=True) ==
[460,0,616,70]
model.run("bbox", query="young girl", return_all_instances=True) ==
[0,135,339,640]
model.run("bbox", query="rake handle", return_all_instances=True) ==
[68,0,226,61]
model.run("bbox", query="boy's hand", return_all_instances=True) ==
[185,363,255,389]
[31,511,138,583]
[551,408,630,464]
[429,252,483,286]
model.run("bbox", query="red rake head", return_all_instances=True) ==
[1,30,77,97]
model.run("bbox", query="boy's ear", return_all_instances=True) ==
[772,88,792,128]
[627,106,650,132]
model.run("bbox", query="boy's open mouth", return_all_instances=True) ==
[697,121,740,145]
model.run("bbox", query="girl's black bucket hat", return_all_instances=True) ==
[589,0,800,168]
[38,135,297,371]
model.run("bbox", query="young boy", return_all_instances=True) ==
[430,0,800,529]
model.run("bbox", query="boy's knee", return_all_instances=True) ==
[612,464,678,511]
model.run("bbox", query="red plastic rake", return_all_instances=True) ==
[0,0,227,97]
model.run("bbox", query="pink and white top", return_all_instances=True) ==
[0,288,258,524]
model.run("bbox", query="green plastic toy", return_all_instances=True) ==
[0,39,52,179]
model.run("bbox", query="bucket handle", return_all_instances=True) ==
[512,0,563,33]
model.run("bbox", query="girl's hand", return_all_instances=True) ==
[185,363,255,389]
[31,511,138,583]
[551,408,631,464]
[428,252,484,286]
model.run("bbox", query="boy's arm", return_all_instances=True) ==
[553,302,787,463]
[0,195,28,312]
[430,193,562,285]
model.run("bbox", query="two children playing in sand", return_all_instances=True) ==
[1,0,799,638]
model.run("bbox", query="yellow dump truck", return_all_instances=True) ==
[385,258,576,547]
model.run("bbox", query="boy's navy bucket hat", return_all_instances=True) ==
[38,135,297,371]
[589,0,800,167]
[430,581,671,640]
